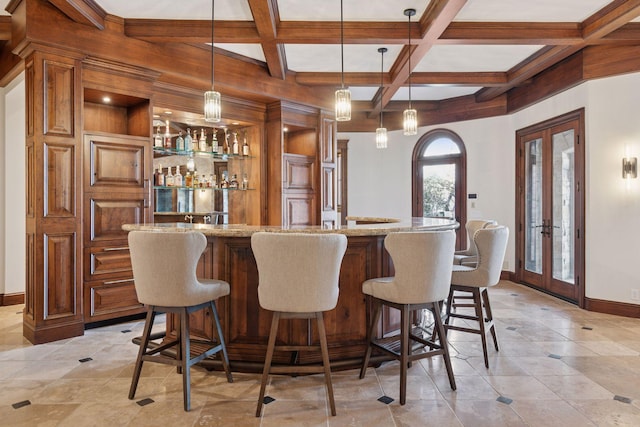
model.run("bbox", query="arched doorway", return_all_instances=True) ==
[412,129,467,249]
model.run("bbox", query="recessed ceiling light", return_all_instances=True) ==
[153,114,160,118]
[283,127,289,132]
[102,96,111,103]
[232,122,240,125]
[164,111,172,115]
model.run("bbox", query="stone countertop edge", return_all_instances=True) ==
[122,218,458,237]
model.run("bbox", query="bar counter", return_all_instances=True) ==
[123,217,458,371]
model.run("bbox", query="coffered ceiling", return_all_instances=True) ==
[2,0,640,128]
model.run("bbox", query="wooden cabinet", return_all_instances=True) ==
[83,133,151,323]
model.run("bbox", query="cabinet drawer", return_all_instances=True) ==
[84,246,132,281]
[85,279,144,322]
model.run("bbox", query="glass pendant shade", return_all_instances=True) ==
[376,127,388,149]
[335,88,351,121]
[403,108,417,136]
[204,90,221,123]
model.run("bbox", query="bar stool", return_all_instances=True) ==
[251,232,347,417]
[444,225,509,368]
[359,230,457,405]
[453,219,497,265]
[127,231,233,411]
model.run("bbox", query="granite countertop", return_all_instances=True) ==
[122,217,458,237]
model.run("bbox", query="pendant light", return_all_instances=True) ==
[204,0,221,122]
[402,8,417,135]
[335,0,351,121]
[376,47,388,149]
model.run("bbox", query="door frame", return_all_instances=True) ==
[515,108,585,307]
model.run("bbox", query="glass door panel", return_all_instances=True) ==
[421,163,455,218]
[524,138,543,275]
[552,130,575,284]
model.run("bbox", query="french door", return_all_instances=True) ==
[516,109,585,304]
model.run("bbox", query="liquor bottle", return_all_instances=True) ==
[192,172,199,188]
[242,132,250,156]
[166,166,174,187]
[174,166,183,187]
[184,171,192,188]
[242,173,248,190]
[175,131,185,152]
[192,129,198,151]
[232,132,239,155]
[206,174,212,188]
[164,120,172,149]
[220,173,229,189]
[154,126,163,148]
[211,129,219,154]
[200,174,207,188]
[223,130,229,155]
[199,128,207,152]
[155,166,165,187]
[229,174,239,189]
[184,127,193,152]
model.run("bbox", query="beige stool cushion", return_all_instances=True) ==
[251,232,348,313]
[451,225,509,288]
[128,231,229,307]
[362,230,456,304]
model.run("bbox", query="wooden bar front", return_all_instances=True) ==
[123,218,457,370]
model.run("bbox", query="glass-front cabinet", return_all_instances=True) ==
[151,109,255,224]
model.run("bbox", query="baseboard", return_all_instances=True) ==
[500,271,516,281]
[0,292,25,306]
[584,297,640,319]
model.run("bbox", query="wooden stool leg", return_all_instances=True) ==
[481,288,499,352]
[360,297,381,379]
[316,312,336,416]
[180,309,192,411]
[256,312,280,417]
[209,301,233,383]
[399,304,410,405]
[129,307,155,400]
[433,303,456,390]
[472,288,489,368]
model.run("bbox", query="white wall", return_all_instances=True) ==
[344,71,640,305]
[2,73,26,296]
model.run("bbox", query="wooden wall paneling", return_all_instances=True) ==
[265,102,284,225]
[23,50,84,344]
[83,102,128,135]
[319,113,338,228]
[44,142,76,217]
[43,59,75,136]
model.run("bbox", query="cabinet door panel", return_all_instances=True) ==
[86,195,148,243]
[85,133,148,189]
[284,154,314,190]
[284,194,315,226]
[85,246,132,281]
[85,278,143,321]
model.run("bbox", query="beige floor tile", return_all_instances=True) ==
[569,399,640,426]
[575,340,640,356]
[196,400,261,426]
[56,401,142,427]
[510,400,597,426]
[260,399,329,426]
[0,403,81,427]
[535,374,614,400]
[446,400,527,427]
[390,399,463,427]
[328,399,395,427]
[483,375,558,400]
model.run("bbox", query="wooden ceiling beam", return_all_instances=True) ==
[439,22,583,45]
[47,0,105,30]
[0,16,11,42]
[372,0,468,118]
[247,0,285,79]
[476,0,640,102]
[295,71,506,87]
[125,20,260,43]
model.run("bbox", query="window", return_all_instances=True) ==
[412,129,467,248]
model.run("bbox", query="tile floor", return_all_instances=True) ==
[1,281,640,426]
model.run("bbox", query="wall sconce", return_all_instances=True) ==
[623,157,637,179]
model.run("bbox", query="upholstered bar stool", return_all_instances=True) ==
[251,232,347,417]
[444,225,509,368]
[127,231,233,411]
[359,230,457,405]
[453,219,497,266]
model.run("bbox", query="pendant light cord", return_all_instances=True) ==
[379,48,385,127]
[407,11,412,109]
[211,0,215,90]
[340,0,345,89]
